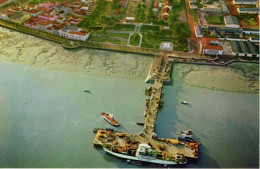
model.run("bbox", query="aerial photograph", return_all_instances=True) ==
[0,0,259,168]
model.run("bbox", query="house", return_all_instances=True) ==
[37,20,52,31]
[237,8,259,14]
[162,1,171,21]
[67,30,90,41]
[224,15,240,28]
[153,1,159,12]
[126,17,135,21]
[0,13,9,20]
[200,38,223,55]
[189,0,198,9]
[0,0,17,8]
[233,0,258,5]
[220,0,230,14]
[60,28,70,37]
[164,1,171,9]
[230,40,259,57]
[162,8,169,21]
[38,12,58,21]
[194,25,203,37]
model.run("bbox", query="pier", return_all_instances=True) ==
[93,54,199,160]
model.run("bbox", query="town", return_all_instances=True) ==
[0,0,258,58]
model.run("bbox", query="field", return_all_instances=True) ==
[204,14,224,25]
[129,33,141,46]
[106,24,136,31]
[88,34,127,45]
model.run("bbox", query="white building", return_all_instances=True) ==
[68,31,90,41]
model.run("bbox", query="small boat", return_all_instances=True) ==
[181,130,194,139]
[181,101,188,104]
[101,112,120,127]
[136,122,144,126]
[84,89,90,93]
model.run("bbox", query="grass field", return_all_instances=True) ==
[129,33,141,46]
[106,24,136,31]
[140,25,160,33]
[88,34,127,45]
[104,33,130,39]
[205,14,224,25]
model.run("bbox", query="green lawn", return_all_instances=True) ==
[104,33,130,39]
[140,25,160,33]
[88,35,127,45]
[106,24,136,31]
[129,33,141,46]
[205,14,224,25]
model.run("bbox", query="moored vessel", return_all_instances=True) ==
[103,143,187,165]
[101,112,120,127]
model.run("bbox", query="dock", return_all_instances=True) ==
[93,54,199,160]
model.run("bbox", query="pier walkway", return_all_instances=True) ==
[93,54,199,160]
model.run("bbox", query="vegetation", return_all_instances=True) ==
[238,15,258,26]
[104,33,130,39]
[135,4,146,22]
[140,25,160,33]
[88,34,127,45]
[129,33,141,46]
[106,24,136,31]
[205,14,224,25]
[190,9,199,25]
[141,22,190,51]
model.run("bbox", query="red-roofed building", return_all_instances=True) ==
[200,38,223,55]
[68,30,90,41]
[153,1,159,12]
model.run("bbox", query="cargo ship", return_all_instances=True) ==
[101,112,120,127]
[103,143,187,165]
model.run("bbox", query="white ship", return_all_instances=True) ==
[103,143,187,165]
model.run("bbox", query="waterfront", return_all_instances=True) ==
[0,27,259,168]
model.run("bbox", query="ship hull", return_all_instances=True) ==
[103,146,187,165]
[102,116,120,127]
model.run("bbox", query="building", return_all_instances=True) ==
[189,0,198,9]
[67,30,90,41]
[37,20,52,31]
[0,0,17,8]
[153,1,159,12]
[230,40,259,57]
[233,0,258,5]
[242,28,259,35]
[162,1,171,21]
[200,38,223,55]
[224,15,240,28]
[202,0,209,3]
[194,25,203,37]
[0,13,9,20]
[237,8,259,14]
[60,28,70,37]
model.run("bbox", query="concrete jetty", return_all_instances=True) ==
[93,54,199,160]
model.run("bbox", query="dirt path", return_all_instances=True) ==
[184,0,196,38]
